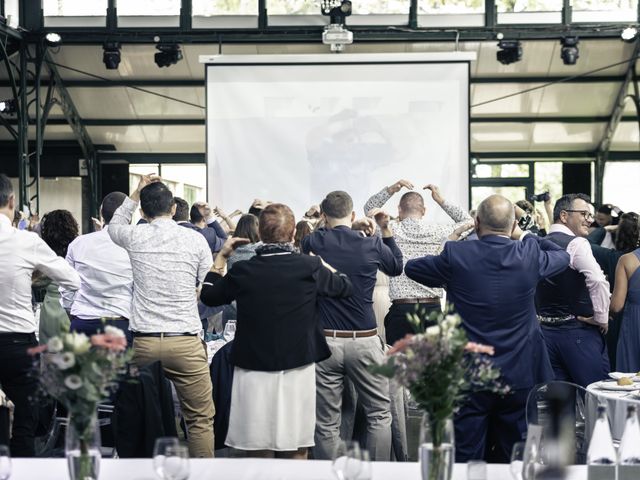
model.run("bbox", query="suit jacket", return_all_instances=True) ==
[405,234,570,390]
[200,251,353,371]
[301,226,403,330]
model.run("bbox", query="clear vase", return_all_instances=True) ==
[419,413,454,480]
[65,412,101,480]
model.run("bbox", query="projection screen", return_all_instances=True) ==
[202,53,474,221]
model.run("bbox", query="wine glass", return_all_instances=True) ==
[0,445,10,480]
[332,441,362,480]
[223,320,236,342]
[153,437,189,480]
[510,442,526,480]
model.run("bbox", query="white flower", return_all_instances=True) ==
[64,374,83,390]
[47,336,64,353]
[64,332,91,354]
[443,314,460,330]
[104,326,125,338]
[425,325,441,339]
[52,352,76,370]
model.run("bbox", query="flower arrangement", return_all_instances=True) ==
[371,309,508,480]
[29,327,132,479]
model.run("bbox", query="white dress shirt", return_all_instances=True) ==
[61,226,133,320]
[108,197,213,333]
[0,213,80,333]
[549,224,611,325]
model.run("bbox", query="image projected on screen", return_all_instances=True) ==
[206,56,470,221]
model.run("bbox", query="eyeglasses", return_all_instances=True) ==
[563,209,594,222]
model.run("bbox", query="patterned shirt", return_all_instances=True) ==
[364,188,471,300]
[108,197,213,333]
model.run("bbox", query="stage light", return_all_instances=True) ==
[560,37,579,65]
[496,40,522,65]
[154,43,182,68]
[0,99,17,114]
[102,42,121,70]
[44,32,62,46]
[321,0,352,25]
[622,27,638,42]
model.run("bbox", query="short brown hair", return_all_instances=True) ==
[320,191,353,219]
[259,203,295,243]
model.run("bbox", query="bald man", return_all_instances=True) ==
[364,180,472,345]
[405,194,570,463]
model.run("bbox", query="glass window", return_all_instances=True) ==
[474,163,530,178]
[534,162,562,207]
[572,0,637,22]
[603,161,640,213]
[418,0,484,14]
[572,0,636,11]
[43,0,107,16]
[496,0,562,12]
[471,186,527,209]
[268,0,319,15]
[193,0,259,16]
[118,0,180,16]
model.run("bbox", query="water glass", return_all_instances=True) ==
[511,441,538,480]
[0,445,10,480]
[223,320,236,342]
[153,437,189,480]
[332,441,363,480]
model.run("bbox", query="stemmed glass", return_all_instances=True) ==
[332,441,364,480]
[153,437,189,480]
[510,442,526,480]
[0,446,10,480]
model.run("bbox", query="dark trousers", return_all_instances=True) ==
[0,333,38,457]
[454,389,529,463]
[70,317,132,346]
[384,303,441,346]
[541,322,610,388]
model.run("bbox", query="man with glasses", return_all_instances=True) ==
[535,193,611,387]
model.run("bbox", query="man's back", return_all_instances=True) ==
[406,235,568,389]
[65,228,133,319]
[0,216,80,332]
[302,226,402,331]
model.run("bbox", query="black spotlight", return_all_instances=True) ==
[560,37,579,65]
[0,99,17,114]
[102,42,121,70]
[496,40,522,65]
[154,43,183,68]
[321,0,352,24]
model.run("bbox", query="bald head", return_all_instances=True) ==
[476,195,515,236]
[398,192,425,219]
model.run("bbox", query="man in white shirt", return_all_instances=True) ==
[535,193,611,387]
[108,175,215,458]
[0,174,80,456]
[62,192,134,344]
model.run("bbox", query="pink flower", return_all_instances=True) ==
[387,334,415,355]
[464,342,495,355]
[90,333,127,352]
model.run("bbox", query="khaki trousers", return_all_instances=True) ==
[133,335,215,458]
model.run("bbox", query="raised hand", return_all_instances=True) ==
[352,217,377,237]
[218,237,251,259]
[423,184,444,205]
[196,202,213,221]
[367,208,391,230]
[131,174,161,201]
[387,179,414,195]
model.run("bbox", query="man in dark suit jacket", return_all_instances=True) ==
[301,191,403,461]
[405,194,570,463]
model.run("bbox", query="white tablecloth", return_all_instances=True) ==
[9,458,589,480]
[586,382,640,442]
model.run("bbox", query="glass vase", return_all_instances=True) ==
[65,412,101,480]
[419,413,455,480]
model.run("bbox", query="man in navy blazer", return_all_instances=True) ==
[405,194,570,463]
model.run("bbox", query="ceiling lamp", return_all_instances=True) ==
[496,40,522,65]
[0,99,17,114]
[154,43,183,68]
[560,37,579,65]
[44,32,62,46]
[103,42,121,70]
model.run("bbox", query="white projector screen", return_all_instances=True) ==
[203,53,472,222]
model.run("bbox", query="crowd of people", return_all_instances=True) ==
[0,171,639,465]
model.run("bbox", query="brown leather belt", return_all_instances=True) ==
[392,297,441,305]
[324,328,378,339]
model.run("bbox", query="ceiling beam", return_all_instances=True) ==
[472,151,640,160]
[97,151,205,163]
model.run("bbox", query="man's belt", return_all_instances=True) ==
[392,297,441,305]
[324,328,378,339]
[132,332,198,338]
[537,315,575,326]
